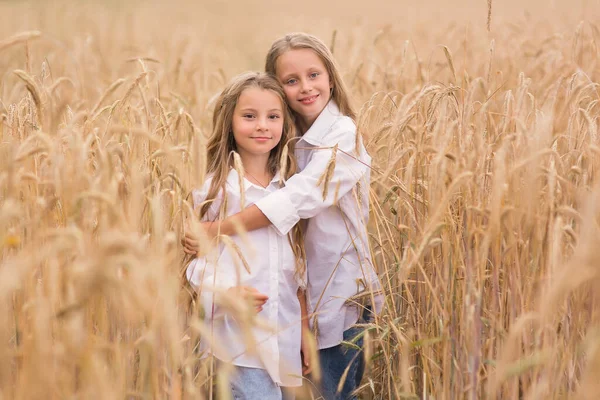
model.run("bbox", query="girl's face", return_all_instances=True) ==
[275,48,332,129]
[231,87,284,160]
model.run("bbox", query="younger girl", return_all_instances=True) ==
[184,34,383,399]
[185,72,307,399]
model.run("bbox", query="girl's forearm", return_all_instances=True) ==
[297,288,310,328]
[207,204,271,236]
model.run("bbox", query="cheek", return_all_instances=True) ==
[270,121,284,142]
[283,86,295,102]
[231,120,246,141]
[274,120,284,136]
[231,130,242,146]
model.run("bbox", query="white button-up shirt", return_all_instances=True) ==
[255,101,383,349]
[186,169,303,387]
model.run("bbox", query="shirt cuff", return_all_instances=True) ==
[255,190,299,236]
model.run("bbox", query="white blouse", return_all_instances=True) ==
[186,169,303,387]
[255,101,383,349]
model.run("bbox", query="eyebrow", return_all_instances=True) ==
[238,108,282,112]
[280,67,323,79]
[280,73,297,80]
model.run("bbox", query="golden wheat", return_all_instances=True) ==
[1,0,599,399]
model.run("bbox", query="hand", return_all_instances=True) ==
[227,286,269,314]
[181,229,200,255]
[181,220,216,256]
[300,326,315,375]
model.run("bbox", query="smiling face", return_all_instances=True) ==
[275,48,332,130]
[231,87,284,163]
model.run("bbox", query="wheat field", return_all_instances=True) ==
[2,0,600,398]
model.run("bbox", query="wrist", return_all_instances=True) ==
[205,220,222,238]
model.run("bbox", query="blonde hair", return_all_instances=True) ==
[201,71,305,279]
[265,32,356,122]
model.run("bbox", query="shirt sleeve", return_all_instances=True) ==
[255,120,371,235]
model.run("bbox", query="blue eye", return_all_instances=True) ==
[286,78,297,85]
[310,72,319,79]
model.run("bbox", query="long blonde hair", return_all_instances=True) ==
[265,32,356,123]
[201,72,305,278]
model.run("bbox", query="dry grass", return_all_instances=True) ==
[2,0,600,398]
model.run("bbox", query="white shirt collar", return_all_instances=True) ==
[225,168,281,198]
[300,101,342,146]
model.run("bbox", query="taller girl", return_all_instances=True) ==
[187,33,382,399]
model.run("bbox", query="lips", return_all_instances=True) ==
[299,94,319,105]
[250,136,272,141]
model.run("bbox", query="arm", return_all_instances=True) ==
[298,288,310,330]
[298,288,313,375]
[202,205,270,237]
[205,120,369,237]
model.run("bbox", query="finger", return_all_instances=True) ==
[184,237,198,247]
[245,288,269,300]
[253,295,268,303]
[183,247,196,255]
[184,240,200,252]
[253,299,268,308]
[302,356,311,370]
[184,244,198,254]
[255,306,263,313]
[253,293,270,301]
[184,232,198,241]
[183,241,195,250]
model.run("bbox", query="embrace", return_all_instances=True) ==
[181,32,383,400]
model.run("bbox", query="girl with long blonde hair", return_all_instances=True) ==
[185,71,306,399]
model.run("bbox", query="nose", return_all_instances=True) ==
[256,116,268,131]
[300,78,312,93]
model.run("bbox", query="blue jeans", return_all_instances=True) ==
[317,307,371,400]
[229,366,295,400]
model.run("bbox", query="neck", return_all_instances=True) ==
[237,151,272,180]
[298,118,313,134]
[299,101,330,133]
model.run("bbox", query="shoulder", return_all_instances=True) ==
[191,174,219,209]
[330,115,356,136]
[319,115,358,148]
[192,169,246,210]
[324,102,356,137]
